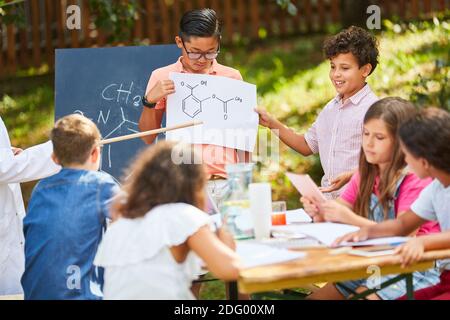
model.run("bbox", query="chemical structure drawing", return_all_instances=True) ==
[180,80,243,120]
[74,107,139,169]
[180,81,211,118]
[212,95,243,120]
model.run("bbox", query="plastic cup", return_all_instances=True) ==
[271,201,287,226]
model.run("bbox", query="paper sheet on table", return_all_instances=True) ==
[271,225,308,239]
[285,208,312,223]
[341,236,410,247]
[275,222,360,246]
[166,72,258,152]
[236,242,306,268]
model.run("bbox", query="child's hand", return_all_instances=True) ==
[217,226,236,251]
[332,227,370,247]
[254,107,276,129]
[319,171,354,193]
[301,196,319,216]
[320,200,354,224]
[11,147,23,156]
[145,79,175,103]
[394,238,425,268]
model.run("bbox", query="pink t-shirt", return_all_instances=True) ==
[145,57,243,178]
[341,171,440,236]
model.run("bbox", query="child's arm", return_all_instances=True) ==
[395,231,450,267]
[319,170,356,193]
[315,198,377,227]
[138,108,165,144]
[187,225,241,281]
[100,178,121,221]
[255,108,313,156]
[332,210,427,246]
[138,79,175,144]
[0,141,60,184]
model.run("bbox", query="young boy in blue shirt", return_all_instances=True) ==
[21,114,119,300]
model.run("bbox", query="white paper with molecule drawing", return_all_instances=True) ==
[166,72,258,152]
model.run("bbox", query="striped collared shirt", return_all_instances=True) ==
[304,84,379,198]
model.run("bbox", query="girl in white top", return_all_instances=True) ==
[94,141,241,299]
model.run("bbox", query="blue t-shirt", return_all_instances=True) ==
[21,168,119,300]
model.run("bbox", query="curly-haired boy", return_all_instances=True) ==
[257,26,379,199]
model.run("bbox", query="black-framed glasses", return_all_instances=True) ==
[181,38,220,60]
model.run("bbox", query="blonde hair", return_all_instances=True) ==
[51,114,101,166]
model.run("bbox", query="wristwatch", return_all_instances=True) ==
[142,95,157,109]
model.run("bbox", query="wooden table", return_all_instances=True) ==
[238,248,450,299]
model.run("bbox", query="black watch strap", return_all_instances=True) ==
[142,95,157,108]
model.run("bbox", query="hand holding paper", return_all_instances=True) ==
[166,72,258,152]
[286,172,326,204]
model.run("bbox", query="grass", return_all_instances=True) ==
[1,16,449,299]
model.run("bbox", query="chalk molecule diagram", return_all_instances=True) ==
[73,82,141,171]
[74,107,139,172]
[180,80,243,120]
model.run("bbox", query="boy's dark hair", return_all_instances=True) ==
[399,107,450,173]
[179,8,221,41]
[51,114,101,166]
[323,26,379,75]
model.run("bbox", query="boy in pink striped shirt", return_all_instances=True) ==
[257,26,379,198]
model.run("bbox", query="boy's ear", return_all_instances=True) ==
[421,157,432,172]
[175,36,183,49]
[51,152,61,165]
[361,63,372,77]
[91,146,100,163]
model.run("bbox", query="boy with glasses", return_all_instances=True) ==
[139,8,250,212]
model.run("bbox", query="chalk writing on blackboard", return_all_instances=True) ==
[73,81,141,170]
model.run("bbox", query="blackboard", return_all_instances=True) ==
[55,45,179,181]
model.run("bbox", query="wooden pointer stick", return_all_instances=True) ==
[98,120,204,146]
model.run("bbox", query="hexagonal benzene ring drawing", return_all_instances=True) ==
[179,81,243,120]
[180,82,210,118]
[182,95,202,118]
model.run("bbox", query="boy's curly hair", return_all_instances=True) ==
[323,26,379,75]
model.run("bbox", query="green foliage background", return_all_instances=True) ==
[0,14,449,299]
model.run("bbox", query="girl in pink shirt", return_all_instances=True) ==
[302,97,440,300]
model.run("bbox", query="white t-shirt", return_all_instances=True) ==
[94,203,211,300]
[411,179,450,270]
